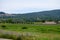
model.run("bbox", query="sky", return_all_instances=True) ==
[0,0,60,14]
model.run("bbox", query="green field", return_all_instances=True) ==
[0,23,60,40]
[0,23,60,33]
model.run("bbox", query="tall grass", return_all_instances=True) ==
[0,32,60,40]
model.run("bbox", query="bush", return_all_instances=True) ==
[1,25,6,29]
[41,20,45,23]
[16,36,21,40]
[22,27,28,29]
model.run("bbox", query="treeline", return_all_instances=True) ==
[0,18,34,24]
[0,18,60,24]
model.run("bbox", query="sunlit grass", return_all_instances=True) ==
[0,23,60,40]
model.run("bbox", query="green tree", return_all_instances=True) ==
[7,18,13,23]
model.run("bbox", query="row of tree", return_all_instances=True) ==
[0,18,60,24]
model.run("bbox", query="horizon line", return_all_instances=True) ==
[0,9,60,14]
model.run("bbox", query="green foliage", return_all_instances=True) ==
[22,27,28,29]
[41,20,45,23]
[16,36,21,40]
[1,25,6,29]
[7,18,13,23]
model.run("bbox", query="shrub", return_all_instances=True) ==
[1,25,6,29]
[16,36,22,40]
[22,27,28,29]
[41,20,45,23]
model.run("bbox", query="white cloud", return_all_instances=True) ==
[0,0,60,13]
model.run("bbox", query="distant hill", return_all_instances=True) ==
[0,12,5,14]
[0,9,60,22]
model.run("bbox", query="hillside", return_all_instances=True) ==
[0,9,60,22]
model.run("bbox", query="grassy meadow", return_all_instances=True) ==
[0,23,60,40]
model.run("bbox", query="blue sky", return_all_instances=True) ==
[0,0,60,14]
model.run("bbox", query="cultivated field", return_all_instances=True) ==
[0,23,60,40]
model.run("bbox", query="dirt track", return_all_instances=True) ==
[0,38,12,40]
